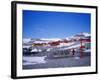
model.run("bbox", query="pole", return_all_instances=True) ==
[80,39,83,58]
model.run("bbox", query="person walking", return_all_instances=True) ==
[72,48,75,55]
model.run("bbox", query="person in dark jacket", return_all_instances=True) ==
[72,48,75,55]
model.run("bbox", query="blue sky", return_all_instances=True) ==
[23,10,91,38]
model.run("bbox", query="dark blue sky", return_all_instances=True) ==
[23,10,90,38]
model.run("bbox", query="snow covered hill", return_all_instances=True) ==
[23,32,90,47]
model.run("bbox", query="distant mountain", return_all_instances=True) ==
[41,38,61,41]
[74,32,90,37]
[65,32,90,40]
[23,32,90,44]
[23,38,31,43]
[81,32,90,37]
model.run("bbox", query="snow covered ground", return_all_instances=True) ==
[23,54,90,69]
[23,56,46,66]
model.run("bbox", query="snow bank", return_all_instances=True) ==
[31,48,38,52]
[84,49,91,52]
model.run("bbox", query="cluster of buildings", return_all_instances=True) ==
[23,32,91,53]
